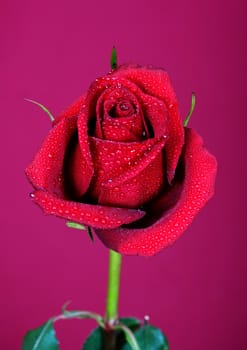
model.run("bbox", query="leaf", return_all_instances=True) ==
[22,319,59,350]
[25,98,55,122]
[111,46,117,70]
[121,324,169,350]
[114,323,140,350]
[119,317,141,330]
[183,92,196,127]
[83,327,103,350]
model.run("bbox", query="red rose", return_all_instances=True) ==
[26,64,217,256]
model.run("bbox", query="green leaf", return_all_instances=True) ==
[183,92,196,127]
[111,46,117,70]
[83,327,103,350]
[22,319,59,350]
[114,323,140,350]
[25,98,55,122]
[119,317,141,330]
[121,324,169,350]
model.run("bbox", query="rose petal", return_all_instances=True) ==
[31,190,145,229]
[136,93,169,138]
[88,136,166,208]
[101,115,143,142]
[99,151,164,208]
[26,116,78,196]
[112,64,178,107]
[101,136,166,188]
[77,106,94,181]
[93,128,217,256]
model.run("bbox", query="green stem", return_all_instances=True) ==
[105,249,122,323]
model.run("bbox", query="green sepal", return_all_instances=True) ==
[111,47,117,70]
[87,226,94,242]
[183,92,196,127]
[121,324,169,350]
[25,98,55,122]
[66,221,94,242]
[66,221,86,230]
[22,319,59,350]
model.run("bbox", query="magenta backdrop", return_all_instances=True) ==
[1,0,246,349]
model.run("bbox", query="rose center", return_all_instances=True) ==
[109,99,135,119]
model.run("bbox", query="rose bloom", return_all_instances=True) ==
[26,64,217,256]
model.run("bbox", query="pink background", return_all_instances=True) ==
[1,0,246,349]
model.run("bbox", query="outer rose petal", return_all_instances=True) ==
[31,190,145,229]
[26,116,78,196]
[26,115,93,199]
[93,128,217,256]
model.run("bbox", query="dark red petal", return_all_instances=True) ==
[93,128,217,256]
[26,116,78,196]
[31,190,145,229]
[89,136,166,208]
[53,95,85,125]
